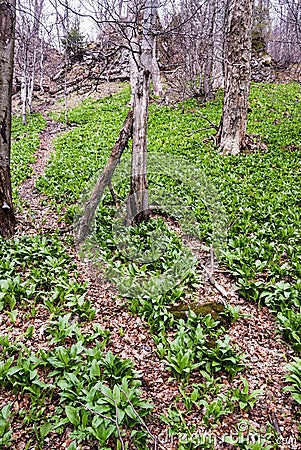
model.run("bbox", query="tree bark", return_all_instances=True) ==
[151,33,163,97]
[0,0,16,238]
[217,0,255,155]
[127,0,157,224]
[212,0,225,89]
[21,73,27,124]
[203,0,216,101]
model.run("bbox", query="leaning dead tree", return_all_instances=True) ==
[75,110,133,243]
[0,0,16,238]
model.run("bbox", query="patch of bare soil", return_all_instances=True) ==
[16,118,64,235]
[12,80,124,118]
[49,81,126,116]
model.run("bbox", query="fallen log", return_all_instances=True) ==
[49,75,87,95]
[75,109,133,244]
[95,75,130,82]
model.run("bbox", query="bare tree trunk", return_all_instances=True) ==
[129,67,150,223]
[28,48,37,113]
[128,30,139,108]
[15,0,44,122]
[203,0,216,101]
[217,0,255,155]
[212,0,225,89]
[64,65,69,125]
[21,73,27,124]
[39,39,44,93]
[0,0,16,238]
[128,0,157,224]
[151,30,162,96]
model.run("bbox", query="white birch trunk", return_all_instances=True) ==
[28,48,37,113]
[39,40,44,93]
[21,73,27,124]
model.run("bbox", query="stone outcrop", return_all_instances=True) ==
[251,52,276,83]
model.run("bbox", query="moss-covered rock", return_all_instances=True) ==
[169,301,231,327]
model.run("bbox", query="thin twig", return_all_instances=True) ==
[78,395,125,450]
[187,126,217,136]
[78,402,115,423]
[268,411,283,437]
[113,398,124,450]
[96,386,125,450]
[197,113,219,130]
[200,263,229,299]
[109,181,120,209]
[120,387,158,450]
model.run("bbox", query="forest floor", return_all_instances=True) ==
[1,82,300,449]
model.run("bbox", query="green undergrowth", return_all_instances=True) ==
[14,82,301,446]
[0,234,153,449]
[0,234,86,317]
[84,202,275,448]
[11,113,46,200]
[37,82,301,354]
[0,338,152,449]
[36,90,130,210]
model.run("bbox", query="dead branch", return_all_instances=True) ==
[120,387,158,450]
[78,401,125,449]
[268,411,283,437]
[78,401,115,424]
[96,386,125,450]
[186,126,216,136]
[109,181,120,209]
[200,263,229,299]
[197,113,218,130]
[75,109,133,244]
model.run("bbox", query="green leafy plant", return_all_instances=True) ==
[65,294,96,321]
[102,350,138,386]
[11,113,46,200]
[222,304,243,323]
[46,313,82,343]
[277,308,301,354]
[4,349,53,403]
[231,377,263,411]
[197,371,222,397]
[33,422,53,450]
[0,404,12,447]
[0,336,152,448]
[200,394,233,427]
[283,357,301,404]
[166,347,201,382]
[205,336,245,379]
[178,385,202,411]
